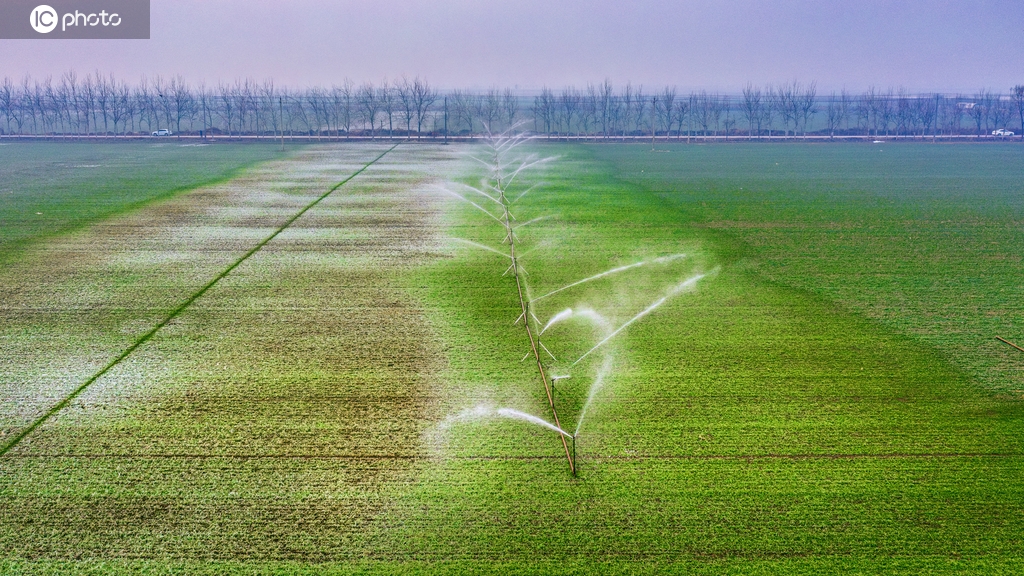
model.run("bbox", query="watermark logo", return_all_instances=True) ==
[2,1,149,39]
[29,5,58,33]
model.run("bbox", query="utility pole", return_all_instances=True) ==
[279,97,285,152]
[443,96,448,145]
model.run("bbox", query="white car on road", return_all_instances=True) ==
[992,129,1015,137]
[152,129,172,136]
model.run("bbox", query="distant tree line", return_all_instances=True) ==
[1,72,1023,140]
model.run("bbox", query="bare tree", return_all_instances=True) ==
[532,87,556,135]
[694,90,711,139]
[109,78,128,135]
[710,93,726,137]
[825,91,845,139]
[120,80,135,134]
[895,87,911,138]
[53,77,69,134]
[559,87,581,137]
[741,83,762,139]
[658,87,676,138]
[863,86,892,137]
[229,79,250,136]
[3,77,27,135]
[0,77,14,134]
[357,82,380,138]
[154,76,177,133]
[170,75,194,135]
[619,83,636,140]
[332,81,353,138]
[94,72,111,134]
[24,77,41,134]
[633,86,648,135]
[1013,85,1024,139]
[879,88,895,137]
[379,79,395,138]
[839,89,852,133]
[40,80,54,134]
[857,87,874,136]
[449,89,473,135]
[34,78,53,134]
[967,89,989,138]
[257,80,276,140]
[395,77,414,136]
[309,86,332,139]
[60,71,79,135]
[672,97,690,140]
[775,81,801,138]
[289,89,313,137]
[131,79,148,134]
[915,95,937,139]
[250,79,266,138]
[502,87,519,130]
[411,77,437,137]
[215,82,234,137]
[580,85,598,137]
[597,80,614,137]
[476,88,502,133]
[930,94,943,139]
[798,82,817,136]
[762,85,778,138]
[10,78,28,135]
[80,73,97,134]
[723,109,736,139]
[942,96,966,137]
[990,97,1012,134]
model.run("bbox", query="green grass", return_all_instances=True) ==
[0,141,287,263]
[589,142,1024,394]
[0,144,451,569]
[367,143,1024,571]
[1,142,1022,573]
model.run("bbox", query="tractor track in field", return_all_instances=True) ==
[6,452,1019,461]
[0,144,400,458]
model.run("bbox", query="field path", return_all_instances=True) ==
[0,144,460,559]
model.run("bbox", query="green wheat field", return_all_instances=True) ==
[1,140,1022,574]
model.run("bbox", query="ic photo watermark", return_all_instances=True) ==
[3,0,149,39]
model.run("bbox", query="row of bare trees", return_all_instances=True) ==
[1,71,1022,139]
[0,72,439,138]
[530,81,1024,140]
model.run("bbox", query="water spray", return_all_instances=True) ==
[531,254,688,303]
[446,129,714,478]
[572,272,711,366]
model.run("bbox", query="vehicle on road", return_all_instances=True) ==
[152,129,172,136]
[992,129,1015,137]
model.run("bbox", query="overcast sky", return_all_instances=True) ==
[1,0,1021,93]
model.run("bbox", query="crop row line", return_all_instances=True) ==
[0,144,400,458]
[4,452,1019,461]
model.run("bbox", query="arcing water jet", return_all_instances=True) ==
[531,253,687,303]
[572,272,710,366]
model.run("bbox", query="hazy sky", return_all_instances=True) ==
[1,0,1021,93]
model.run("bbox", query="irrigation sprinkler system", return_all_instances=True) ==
[441,128,713,477]
[996,336,1024,354]
[485,132,575,475]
